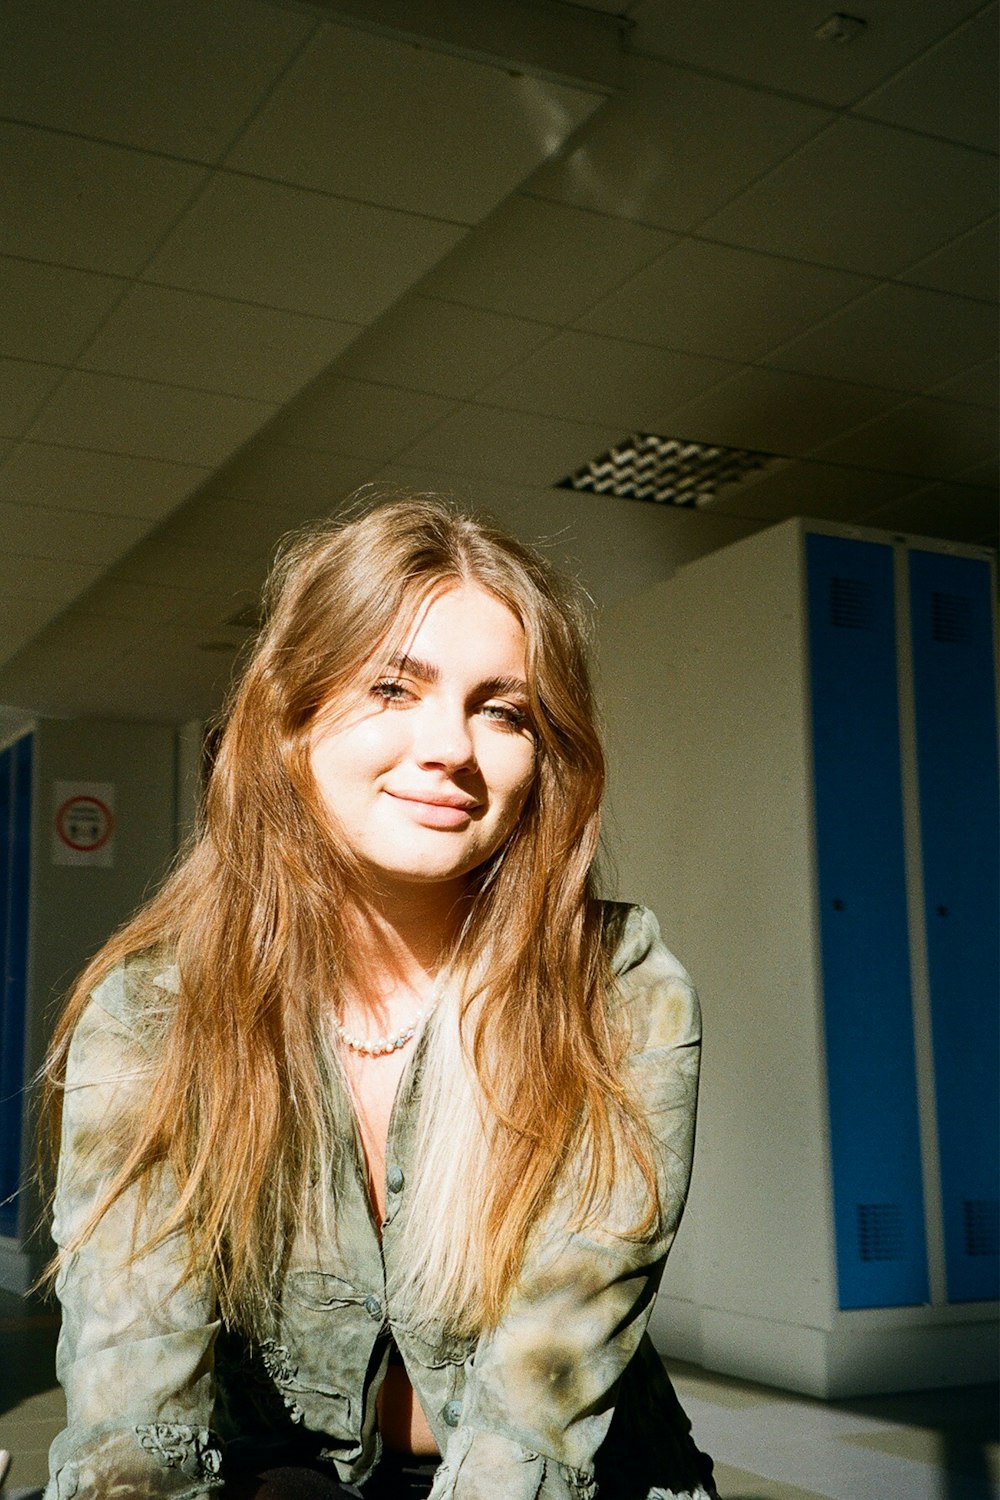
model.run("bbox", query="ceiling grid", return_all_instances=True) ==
[0,0,994,724]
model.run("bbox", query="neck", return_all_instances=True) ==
[344,879,467,1003]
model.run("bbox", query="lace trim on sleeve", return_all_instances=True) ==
[135,1423,223,1479]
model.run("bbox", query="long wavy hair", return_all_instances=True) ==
[42,495,657,1336]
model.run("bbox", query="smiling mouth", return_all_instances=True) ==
[386,791,479,826]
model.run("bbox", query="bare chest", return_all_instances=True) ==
[338,1048,410,1224]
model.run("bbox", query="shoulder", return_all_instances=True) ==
[600,901,700,1052]
[81,946,178,1052]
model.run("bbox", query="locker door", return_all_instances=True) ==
[909,551,999,1303]
[807,535,928,1308]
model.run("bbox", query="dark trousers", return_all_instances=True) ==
[225,1453,437,1499]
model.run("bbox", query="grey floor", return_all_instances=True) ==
[1,1289,996,1499]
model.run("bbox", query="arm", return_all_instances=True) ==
[430,907,702,1500]
[46,963,223,1500]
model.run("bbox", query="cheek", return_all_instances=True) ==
[491,742,537,821]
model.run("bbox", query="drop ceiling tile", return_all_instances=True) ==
[154,495,331,562]
[225,22,602,223]
[525,55,829,232]
[0,500,149,565]
[0,646,109,716]
[1,122,208,275]
[210,445,374,509]
[72,671,215,723]
[106,539,267,593]
[864,480,999,545]
[145,173,466,321]
[0,596,59,635]
[630,0,984,108]
[0,258,125,364]
[71,578,212,625]
[659,366,903,455]
[0,360,66,438]
[858,5,998,152]
[900,217,999,303]
[115,628,246,703]
[0,443,210,520]
[701,116,998,277]
[182,589,263,633]
[929,357,999,409]
[26,607,164,658]
[953,453,1000,487]
[578,239,872,361]
[336,299,555,399]
[417,196,674,326]
[809,395,998,479]
[477,330,736,430]
[0,597,59,665]
[396,404,624,487]
[0,0,314,161]
[764,282,999,393]
[267,379,457,460]
[0,551,102,602]
[27,370,275,467]
[79,284,361,404]
[706,457,916,523]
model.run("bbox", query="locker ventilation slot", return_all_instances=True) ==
[830,576,874,630]
[963,1199,999,1257]
[857,1202,904,1261]
[930,591,972,644]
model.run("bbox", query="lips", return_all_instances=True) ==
[385,789,479,828]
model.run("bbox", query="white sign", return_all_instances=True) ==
[52,781,116,867]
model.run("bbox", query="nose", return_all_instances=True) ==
[413,696,477,773]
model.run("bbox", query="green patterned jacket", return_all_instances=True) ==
[46,903,714,1500]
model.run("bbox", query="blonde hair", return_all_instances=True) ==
[43,495,657,1335]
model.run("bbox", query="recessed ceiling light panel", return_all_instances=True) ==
[556,432,775,507]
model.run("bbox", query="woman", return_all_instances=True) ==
[43,496,716,1500]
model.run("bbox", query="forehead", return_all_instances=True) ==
[394,581,527,673]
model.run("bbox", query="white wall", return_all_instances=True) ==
[597,524,836,1350]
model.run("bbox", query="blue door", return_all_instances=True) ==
[909,551,999,1303]
[807,535,929,1308]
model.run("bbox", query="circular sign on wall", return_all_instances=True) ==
[56,794,114,853]
[51,781,117,867]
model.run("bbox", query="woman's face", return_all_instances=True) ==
[309,581,537,904]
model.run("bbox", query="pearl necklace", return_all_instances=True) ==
[333,978,444,1057]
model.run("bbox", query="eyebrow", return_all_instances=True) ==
[387,653,529,698]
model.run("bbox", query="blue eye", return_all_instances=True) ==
[482,702,529,731]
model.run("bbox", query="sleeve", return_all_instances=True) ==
[45,968,224,1500]
[429,907,703,1500]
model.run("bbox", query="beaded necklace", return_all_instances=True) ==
[333,975,444,1057]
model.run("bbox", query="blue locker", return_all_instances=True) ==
[909,551,999,1303]
[0,733,32,1238]
[807,535,929,1308]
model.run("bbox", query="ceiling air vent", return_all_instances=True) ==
[556,432,773,507]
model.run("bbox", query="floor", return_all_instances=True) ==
[1,1289,996,1500]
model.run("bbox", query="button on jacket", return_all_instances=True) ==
[46,904,713,1500]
